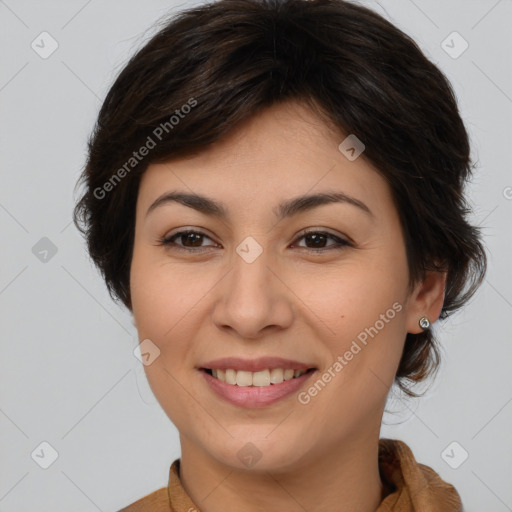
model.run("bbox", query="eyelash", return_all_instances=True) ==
[156,229,352,254]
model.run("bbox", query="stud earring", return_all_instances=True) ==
[419,316,430,330]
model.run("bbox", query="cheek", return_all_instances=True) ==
[290,256,408,337]
[130,250,207,428]
[130,247,209,341]
[289,258,409,398]
[129,249,217,395]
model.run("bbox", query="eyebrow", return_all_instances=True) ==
[145,190,373,220]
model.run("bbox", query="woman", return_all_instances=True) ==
[73,0,486,510]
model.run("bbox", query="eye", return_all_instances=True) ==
[292,229,352,253]
[157,228,352,254]
[157,230,217,252]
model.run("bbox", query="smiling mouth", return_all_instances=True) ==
[201,367,317,387]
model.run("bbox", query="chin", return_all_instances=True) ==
[202,432,309,474]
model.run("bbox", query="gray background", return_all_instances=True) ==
[1,0,511,510]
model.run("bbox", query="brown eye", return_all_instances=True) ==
[157,229,351,254]
[293,231,351,252]
[159,230,217,252]
[174,232,206,247]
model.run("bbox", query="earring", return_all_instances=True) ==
[419,316,430,330]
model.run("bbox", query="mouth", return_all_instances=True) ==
[199,365,318,408]
[197,357,318,407]
[200,367,317,387]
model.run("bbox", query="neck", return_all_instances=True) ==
[179,432,384,512]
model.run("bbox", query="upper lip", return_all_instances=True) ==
[199,357,316,372]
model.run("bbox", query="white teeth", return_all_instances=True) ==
[225,369,237,385]
[236,371,253,387]
[270,368,284,384]
[284,369,295,380]
[252,370,270,387]
[209,368,309,386]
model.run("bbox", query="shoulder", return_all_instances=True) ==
[116,460,182,512]
[116,486,171,512]
[378,438,463,511]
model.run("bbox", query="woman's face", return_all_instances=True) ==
[130,100,432,472]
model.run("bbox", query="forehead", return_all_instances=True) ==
[137,100,393,219]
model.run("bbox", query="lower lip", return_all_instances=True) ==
[200,369,316,408]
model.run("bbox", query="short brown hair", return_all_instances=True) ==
[73,0,487,396]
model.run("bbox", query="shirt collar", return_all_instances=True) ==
[163,439,462,512]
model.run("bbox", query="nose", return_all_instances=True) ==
[211,243,294,340]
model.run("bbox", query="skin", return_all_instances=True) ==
[129,100,446,512]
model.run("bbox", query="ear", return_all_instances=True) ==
[405,270,447,334]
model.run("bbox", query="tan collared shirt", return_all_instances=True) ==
[118,438,462,511]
